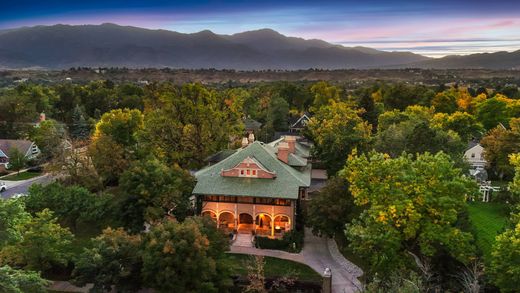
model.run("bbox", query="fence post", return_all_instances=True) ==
[323,267,332,293]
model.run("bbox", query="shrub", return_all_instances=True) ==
[254,230,304,252]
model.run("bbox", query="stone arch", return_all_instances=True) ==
[274,214,291,233]
[201,210,217,223]
[255,213,273,236]
[238,213,254,224]
[217,211,235,232]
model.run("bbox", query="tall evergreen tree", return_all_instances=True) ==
[70,105,90,139]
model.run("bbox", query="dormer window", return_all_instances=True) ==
[240,168,258,178]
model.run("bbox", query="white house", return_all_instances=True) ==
[464,142,486,169]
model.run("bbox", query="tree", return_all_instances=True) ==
[375,106,465,159]
[119,159,195,231]
[72,228,142,293]
[140,83,242,169]
[89,135,130,185]
[7,148,26,174]
[432,89,458,114]
[0,265,49,293]
[489,209,520,292]
[24,183,103,232]
[343,152,476,274]
[432,112,484,141]
[0,199,30,247]
[29,119,66,161]
[4,209,73,271]
[141,217,231,293]
[93,108,143,147]
[476,97,510,130]
[481,119,520,180]
[309,81,341,111]
[70,105,91,139]
[306,177,359,237]
[306,101,372,175]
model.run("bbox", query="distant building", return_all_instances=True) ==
[289,112,311,133]
[243,117,262,134]
[0,139,40,168]
[464,142,486,169]
[193,135,311,238]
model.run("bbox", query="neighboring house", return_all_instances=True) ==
[464,142,486,169]
[193,135,311,238]
[289,112,311,133]
[0,139,40,167]
[244,117,262,134]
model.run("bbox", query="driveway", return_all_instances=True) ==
[1,174,53,199]
[229,228,363,293]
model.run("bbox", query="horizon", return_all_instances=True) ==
[1,0,519,58]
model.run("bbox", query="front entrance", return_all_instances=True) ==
[238,213,254,233]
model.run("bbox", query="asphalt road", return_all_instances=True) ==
[0,174,53,199]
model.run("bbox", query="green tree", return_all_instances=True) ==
[141,217,231,292]
[432,112,484,141]
[0,265,49,293]
[89,135,130,185]
[343,152,476,274]
[93,108,143,147]
[1,209,73,271]
[70,105,91,139]
[119,159,195,232]
[0,199,31,247]
[24,183,102,232]
[375,106,465,159]
[476,97,510,130]
[140,83,242,169]
[480,119,520,180]
[7,148,26,174]
[309,81,341,111]
[306,177,359,238]
[72,228,142,293]
[431,89,458,114]
[488,209,520,292]
[29,119,66,161]
[306,101,372,175]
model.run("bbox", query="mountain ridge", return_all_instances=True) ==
[0,23,517,70]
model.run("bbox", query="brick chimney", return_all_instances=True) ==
[285,136,296,154]
[241,137,249,148]
[248,133,255,144]
[277,142,289,163]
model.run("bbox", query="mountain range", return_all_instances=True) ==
[0,23,518,70]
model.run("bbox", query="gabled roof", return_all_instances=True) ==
[290,112,312,129]
[244,118,262,131]
[193,141,311,199]
[0,139,34,158]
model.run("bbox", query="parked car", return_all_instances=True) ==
[0,182,6,192]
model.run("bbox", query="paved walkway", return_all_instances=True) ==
[229,228,363,293]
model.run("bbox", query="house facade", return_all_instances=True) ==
[464,142,486,169]
[193,136,311,238]
[0,139,40,168]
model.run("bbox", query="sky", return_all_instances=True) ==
[1,0,519,57]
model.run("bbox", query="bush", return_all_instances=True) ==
[254,230,304,252]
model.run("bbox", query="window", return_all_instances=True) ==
[246,169,250,175]
[31,145,38,154]
[239,168,259,178]
[255,198,275,205]
[240,170,244,175]
[252,170,257,176]
[204,195,219,202]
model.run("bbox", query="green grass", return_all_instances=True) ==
[2,170,42,181]
[467,202,510,260]
[224,254,321,282]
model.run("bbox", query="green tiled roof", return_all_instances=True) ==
[193,141,311,199]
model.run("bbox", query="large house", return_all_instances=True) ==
[0,139,40,168]
[193,136,311,238]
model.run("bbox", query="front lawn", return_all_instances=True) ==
[2,170,42,181]
[225,253,321,282]
[467,202,509,261]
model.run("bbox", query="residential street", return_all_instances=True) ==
[0,174,53,199]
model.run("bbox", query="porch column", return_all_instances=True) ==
[234,204,238,229]
[253,205,257,234]
[271,206,275,237]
